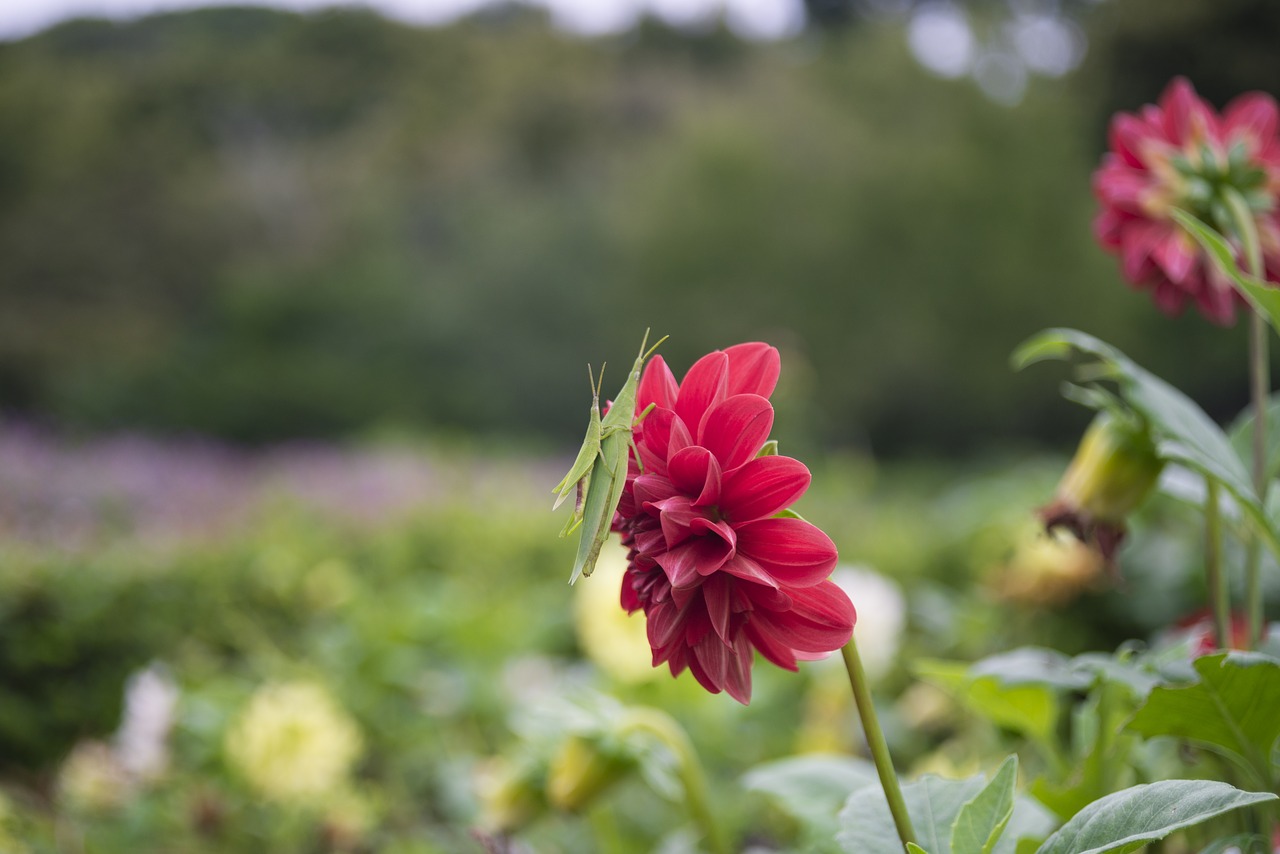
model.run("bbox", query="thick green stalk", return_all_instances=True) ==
[842,636,917,851]
[1205,480,1230,650]
[1224,188,1269,649]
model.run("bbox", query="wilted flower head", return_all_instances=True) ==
[992,523,1105,607]
[224,681,363,806]
[1094,77,1280,324]
[1038,412,1163,566]
[614,342,855,704]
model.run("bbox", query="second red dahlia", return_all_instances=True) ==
[1094,77,1280,324]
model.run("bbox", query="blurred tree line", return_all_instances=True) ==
[0,0,1276,455]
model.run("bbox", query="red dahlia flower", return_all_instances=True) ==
[1094,77,1280,324]
[613,342,855,704]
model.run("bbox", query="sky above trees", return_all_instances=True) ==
[0,0,805,40]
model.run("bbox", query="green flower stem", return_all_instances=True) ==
[619,709,729,854]
[1225,187,1270,649]
[842,635,917,852]
[1206,480,1230,650]
[1247,310,1268,649]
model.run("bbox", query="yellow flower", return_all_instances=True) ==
[224,681,363,806]
[573,544,660,684]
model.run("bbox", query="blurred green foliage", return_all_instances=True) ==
[0,3,1274,454]
[0,441,1230,850]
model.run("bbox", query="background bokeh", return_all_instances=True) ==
[1,1,1278,851]
[1,0,1277,455]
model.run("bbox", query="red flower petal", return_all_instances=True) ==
[651,495,701,549]
[667,412,694,460]
[655,536,734,588]
[689,633,753,705]
[646,596,689,652]
[636,407,675,476]
[667,446,723,507]
[674,351,728,437]
[1120,220,1164,283]
[744,622,798,671]
[637,355,680,412]
[1152,230,1197,285]
[1160,77,1216,143]
[633,473,678,509]
[702,574,734,644]
[720,455,811,523]
[699,394,774,472]
[735,517,838,587]
[1109,112,1153,169]
[1224,92,1280,148]
[750,580,855,654]
[723,342,781,398]
[717,554,781,589]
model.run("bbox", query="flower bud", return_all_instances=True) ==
[1039,412,1163,565]
[545,735,631,813]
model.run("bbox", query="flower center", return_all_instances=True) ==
[1171,139,1273,230]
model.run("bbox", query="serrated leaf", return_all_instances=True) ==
[951,756,1018,854]
[743,754,878,844]
[1013,328,1280,561]
[1034,780,1277,854]
[1126,652,1280,788]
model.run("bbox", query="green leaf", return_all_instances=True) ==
[971,648,1093,692]
[916,659,1062,752]
[1034,780,1277,854]
[743,754,878,845]
[1174,209,1280,329]
[839,774,984,854]
[951,756,1019,854]
[1198,834,1271,854]
[908,845,930,854]
[838,772,1055,854]
[1013,328,1280,561]
[1228,391,1280,482]
[1068,652,1159,700]
[1126,652,1280,788]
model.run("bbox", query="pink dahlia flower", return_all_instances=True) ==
[613,343,855,704]
[1094,77,1280,324]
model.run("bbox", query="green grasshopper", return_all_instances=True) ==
[552,329,666,584]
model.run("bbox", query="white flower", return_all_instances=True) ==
[114,663,179,781]
[831,565,906,681]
